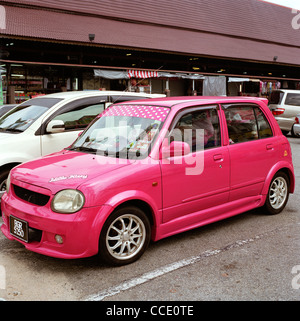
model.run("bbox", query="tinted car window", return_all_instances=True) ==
[171,107,221,151]
[269,91,284,104]
[225,105,273,144]
[111,95,149,103]
[254,107,273,138]
[52,103,105,131]
[285,93,300,106]
[0,105,16,118]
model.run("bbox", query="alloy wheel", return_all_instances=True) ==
[269,176,288,210]
[105,213,147,261]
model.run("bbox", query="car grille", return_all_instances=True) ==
[13,184,50,206]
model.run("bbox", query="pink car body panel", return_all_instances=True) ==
[1,97,295,259]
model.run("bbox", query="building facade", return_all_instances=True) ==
[1,0,300,103]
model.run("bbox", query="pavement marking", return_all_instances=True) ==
[85,228,280,301]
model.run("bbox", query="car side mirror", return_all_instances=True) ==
[160,141,190,159]
[46,120,65,133]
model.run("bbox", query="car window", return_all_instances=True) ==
[284,93,300,106]
[269,91,284,105]
[224,105,273,144]
[111,95,149,103]
[171,107,221,152]
[0,98,61,133]
[254,108,273,138]
[69,104,170,159]
[52,103,105,131]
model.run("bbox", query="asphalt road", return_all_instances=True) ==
[0,136,300,302]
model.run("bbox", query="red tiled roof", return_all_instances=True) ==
[1,0,300,65]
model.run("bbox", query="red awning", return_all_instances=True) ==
[127,70,158,78]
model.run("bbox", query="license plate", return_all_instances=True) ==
[9,215,29,243]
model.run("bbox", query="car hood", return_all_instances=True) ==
[0,132,23,140]
[12,150,134,194]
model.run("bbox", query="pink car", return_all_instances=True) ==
[1,97,295,265]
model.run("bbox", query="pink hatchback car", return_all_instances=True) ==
[1,97,295,265]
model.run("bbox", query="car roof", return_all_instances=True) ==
[271,89,300,93]
[118,96,268,108]
[37,90,165,100]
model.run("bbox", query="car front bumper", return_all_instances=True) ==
[0,192,108,259]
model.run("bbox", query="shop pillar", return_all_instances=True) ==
[164,78,170,96]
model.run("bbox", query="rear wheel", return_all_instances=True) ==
[99,206,151,266]
[291,125,300,138]
[281,130,289,136]
[264,171,289,215]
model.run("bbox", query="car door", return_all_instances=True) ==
[160,105,230,223]
[40,98,106,156]
[223,103,278,201]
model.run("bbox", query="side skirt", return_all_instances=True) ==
[152,195,266,242]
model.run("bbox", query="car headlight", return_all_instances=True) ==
[6,172,11,194]
[51,189,85,214]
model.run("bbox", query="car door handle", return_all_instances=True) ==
[213,154,223,161]
[266,144,274,150]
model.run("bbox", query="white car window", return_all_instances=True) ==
[52,103,105,131]
[285,93,300,106]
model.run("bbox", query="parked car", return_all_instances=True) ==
[0,104,17,117]
[293,113,300,137]
[268,89,300,136]
[0,91,165,201]
[1,97,294,265]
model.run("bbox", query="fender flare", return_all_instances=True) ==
[0,154,32,170]
[89,190,160,251]
[261,162,295,195]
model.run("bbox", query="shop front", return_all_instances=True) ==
[0,62,84,104]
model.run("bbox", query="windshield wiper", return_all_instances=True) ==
[68,146,97,154]
[0,127,23,133]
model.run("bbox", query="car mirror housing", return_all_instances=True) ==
[46,120,65,133]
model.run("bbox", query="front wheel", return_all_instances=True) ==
[0,169,10,216]
[264,171,290,215]
[99,206,151,266]
[0,169,10,195]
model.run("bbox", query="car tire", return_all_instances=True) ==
[264,171,290,215]
[99,206,151,266]
[0,169,10,192]
[291,125,300,138]
[281,130,289,136]
[0,169,11,216]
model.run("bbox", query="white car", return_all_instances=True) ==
[268,89,300,136]
[293,114,300,137]
[0,91,165,200]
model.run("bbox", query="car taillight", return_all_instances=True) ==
[295,117,299,124]
[272,108,285,116]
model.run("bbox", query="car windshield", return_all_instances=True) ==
[0,97,62,133]
[69,104,170,159]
